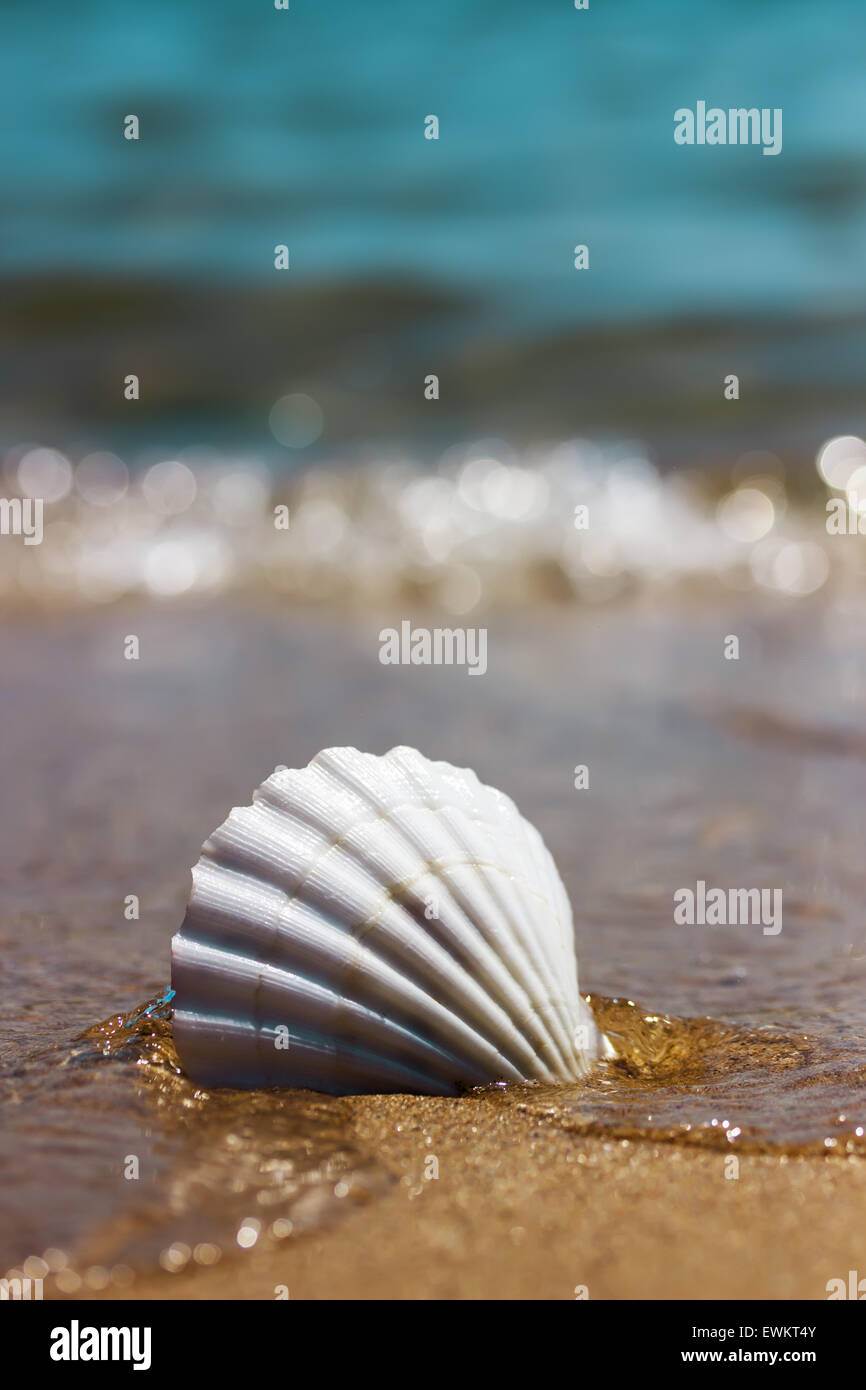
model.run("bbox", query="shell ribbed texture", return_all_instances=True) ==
[171,746,609,1095]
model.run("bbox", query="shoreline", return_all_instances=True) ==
[79,1091,866,1301]
[5,594,866,1301]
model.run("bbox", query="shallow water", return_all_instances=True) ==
[2,593,865,1291]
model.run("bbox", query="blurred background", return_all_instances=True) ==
[2,0,866,610]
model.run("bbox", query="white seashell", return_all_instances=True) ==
[170,746,612,1095]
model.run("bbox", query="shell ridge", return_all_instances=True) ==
[177,890,548,1081]
[310,755,570,1074]
[174,1011,463,1095]
[265,750,582,1075]
[371,753,578,1073]
[480,800,585,1061]
[345,748,607,1074]
[171,746,607,1092]
[277,754,562,1074]
[173,942,507,1090]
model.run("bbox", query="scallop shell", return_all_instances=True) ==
[170,746,611,1095]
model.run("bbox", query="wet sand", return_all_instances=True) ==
[4,593,866,1300]
[69,991,866,1302]
[125,1097,866,1302]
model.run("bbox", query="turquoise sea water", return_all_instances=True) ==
[2,1,866,455]
[2,0,865,325]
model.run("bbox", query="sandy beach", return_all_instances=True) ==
[133,1110,866,1302]
[3,594,865,1301]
